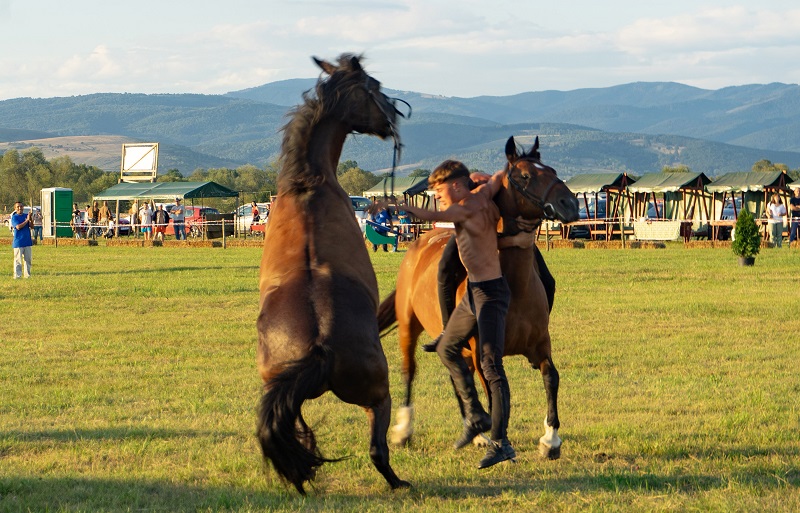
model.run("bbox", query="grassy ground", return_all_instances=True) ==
[1,244,799,512]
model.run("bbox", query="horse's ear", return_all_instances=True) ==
[349,55,362,72]
[313,57,337,76]
[533,136,539,153]
[505,136,519,163]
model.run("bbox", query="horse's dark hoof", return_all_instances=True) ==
[392,479,412,489]
[539,442,561,460]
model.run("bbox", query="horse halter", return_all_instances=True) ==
[506,158,561,220]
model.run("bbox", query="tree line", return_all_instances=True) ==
[1,147,428,214]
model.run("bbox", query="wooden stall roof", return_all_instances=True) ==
[565,173,632,194]
[705,171,786,193]
[627,172,711,193]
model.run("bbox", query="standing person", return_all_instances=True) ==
[31,208,43,242]
[171,198,186,240]
[10,201,33,279]
[251,201,260,224]
[139,201,153,241]
[370,204,397,252]
[789,188,800,247]
[396,160,515,469]
[766,193,787,248]
[129,200,140,237]
[88,201,100,239]
[98,200,112,227]
[153,204,169,241]
[71,203,83,239]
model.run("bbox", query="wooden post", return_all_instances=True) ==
[222,219,226,249]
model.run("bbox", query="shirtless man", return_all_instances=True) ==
[397,159,515,469]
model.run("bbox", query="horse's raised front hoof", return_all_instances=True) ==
[390,430,410,446]
[390,406,413,446]
[539,441,561,460]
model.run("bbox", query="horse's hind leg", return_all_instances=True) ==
[391,317,423,446]
[367,395,411,489]
[536,355,562,459]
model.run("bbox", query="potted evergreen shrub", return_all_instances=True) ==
[731,208,761,266]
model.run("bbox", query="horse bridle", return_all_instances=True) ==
[506,158,561,220]
[363,76,412,199]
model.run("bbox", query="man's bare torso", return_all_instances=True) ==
[454,192,502,282]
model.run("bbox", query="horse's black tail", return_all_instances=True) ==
[256,344,339,495]
[377,290,397,336]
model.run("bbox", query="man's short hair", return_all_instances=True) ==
[428,160,470,188]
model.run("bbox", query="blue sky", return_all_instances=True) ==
[1,0,799,101]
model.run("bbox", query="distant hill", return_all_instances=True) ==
[2,81,800,177]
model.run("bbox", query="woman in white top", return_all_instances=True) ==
[767,193,787,247]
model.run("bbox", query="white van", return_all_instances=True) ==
[350,196,371,232]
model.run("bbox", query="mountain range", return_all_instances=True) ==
[2,80,800,178]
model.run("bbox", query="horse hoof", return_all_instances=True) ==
[539,441,561,460]
[472,433,490,447]
[390,431,410,446]
[392,479,412,490]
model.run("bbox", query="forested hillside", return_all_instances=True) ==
[2,82,800,177]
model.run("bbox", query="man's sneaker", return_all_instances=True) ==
[478,440,516,469]
[422,331,444,353]
[454,413,492,450]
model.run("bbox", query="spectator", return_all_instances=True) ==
[252,201,261,224]
[153,204,169,241]
[766,193,787,248]
[171,198,186,240]
[370,205,397,252]
[789,188,800,246]
[10,201,33,278]
[104,218,115,239]
[31,208,43,242]
[139,201,153,241]
[98,200,112,226]
[71,203,83,239]
[87,201,100,239]
[129,200,140,236]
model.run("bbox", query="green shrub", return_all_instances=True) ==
[731,208,761,258]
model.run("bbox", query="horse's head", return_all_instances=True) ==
[502,136,579,225]
[313,54,405,142]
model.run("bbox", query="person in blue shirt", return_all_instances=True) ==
[370,205,398,252]
[10,201,33,279]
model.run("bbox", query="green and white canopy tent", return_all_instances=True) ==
[565,172,636,222]
[705,171,790,220]
[627,172,712,222]
[93,181,239,202]
[362,176,430,199]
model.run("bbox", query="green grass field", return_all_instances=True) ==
[1,244,799,512]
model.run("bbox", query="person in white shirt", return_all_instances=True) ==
[767,193,787,248]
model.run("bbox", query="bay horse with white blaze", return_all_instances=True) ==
[378,136,579,458]
[256,54,410,494]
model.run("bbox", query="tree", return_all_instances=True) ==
[408,168,431,178]
[662,164,691,173]
[752,159,788,173]
[158,169,186,182]
[338,167,381,196]
[337,160,359,176]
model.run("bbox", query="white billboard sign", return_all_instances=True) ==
[120,143,159,182]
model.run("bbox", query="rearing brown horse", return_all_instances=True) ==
[378,136,579,458]
[256,54,410,494]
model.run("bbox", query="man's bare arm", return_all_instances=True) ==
[400,202,471,224]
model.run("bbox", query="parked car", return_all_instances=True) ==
[568,199,607,239]
[233,202,270,232]
[3,205,40,230]
[350,196,372,232]
[184,206,221,238]
[717,198,743,240]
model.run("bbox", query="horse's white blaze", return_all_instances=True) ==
[390,405,414,445]
[539,416,561,448]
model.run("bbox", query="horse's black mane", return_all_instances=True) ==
[278,54,367,193]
